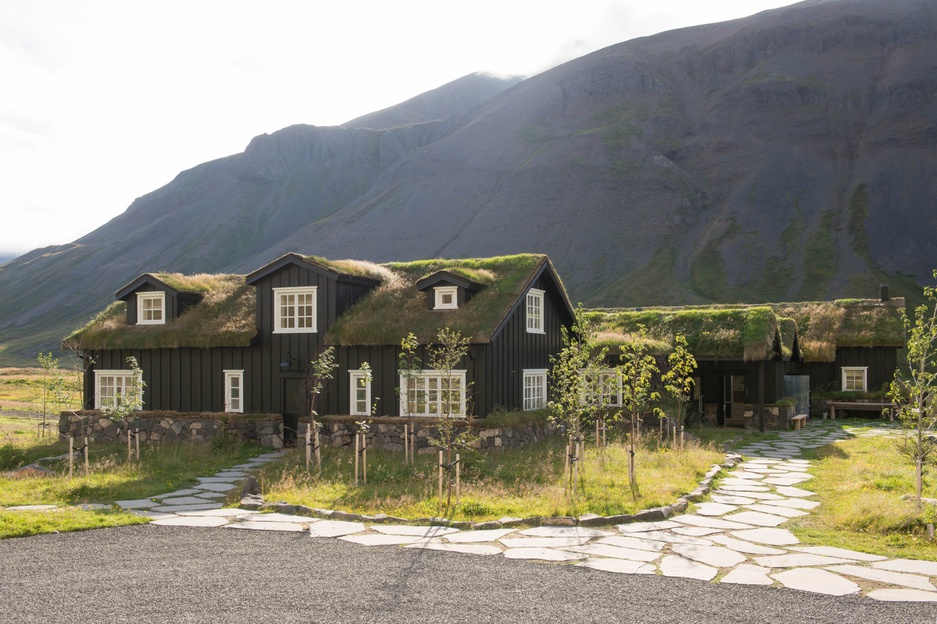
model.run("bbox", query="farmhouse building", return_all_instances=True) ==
[65,253,575,432]
[588,290,906,427]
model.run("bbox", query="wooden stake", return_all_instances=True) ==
[68,436,74,479]
[403,424,409,464]
[305,426,311,472]
[354,433,360,486]
[83,436,89,476]
[362,433,368,486]
[680,426,685,449]
[438,450,444,502]
[135,428,140,461]
[455,453,461,506]
[314,427,321,476]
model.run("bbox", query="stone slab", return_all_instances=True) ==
[743,504,808,518]
[791,546,886,562]
[177,508,258,518]
[727,471,768,480]
[693,502,738,516]
[406,542,502,556]
[562,544,661,563]
[671,544,747,568]
[596,536,665,552]
[720,564,775,585]
[371,525,459,538]
[308,520,366,537]
[723,511,789,527]
[621,531,714,546]
[247,513,316,523]
[867,589,937,602]
[151,502,223,513]
[771,568,860,596]
[671,527,723,537]
[193,482,238,493]
[671,514,754,530]
[873,559,937,576]
[197,477,241,483]
[826,564,936,591]
[152,489,201,499]
[711,495,756,505]
[130,511,177,519]
[213,471,249,478]
[617,520,680,533]
[443,529,515,543]
[659,555,718,581]
[500,537,593,548]
[707,534,786,555]
[716,485,770,493]
[158,496,215,506]
[760,498,820,510]
[6,505,57,511]
[729,528,800,546]
[755,554,854,568]
[520,526,613,538]
[116,499,159,510]
[576,558,656,574]
[228,521,305,532]
[716,490,783,501]
[764,476,813,486]
[502,548,585,562]
[151,516,228,527]
[340,534,425,546]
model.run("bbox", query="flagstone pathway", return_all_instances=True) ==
[10,421,937,603]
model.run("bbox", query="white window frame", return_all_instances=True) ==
[434,286,459,310]
[349,370,372,416]
[842,366,868,392]
[582,368,623,407]
[523,369,547,411]
[224,370,244,413]
[94,369,143,411]
[273,286,317,334]
[526,288,545,334]
[137,291,166,325]
[398,370,467,418]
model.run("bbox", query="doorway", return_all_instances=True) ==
[722,374,746,427]
[282,377,302,447]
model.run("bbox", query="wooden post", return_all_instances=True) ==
[83,436,89,476]
[362,433,368,486]
[403,424,409,464]
[68,436,74,479]
[134,428,140,461]
[564,436,571,489]
[438,450,444,502]
[455,453,461,506]
[305,426,311,472]
[314,427,321,476]
[680,426,685,449]
[354,433,360,486]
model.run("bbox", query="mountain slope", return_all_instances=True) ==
[1,0,935,365]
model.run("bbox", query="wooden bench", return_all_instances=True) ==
[791,414,808,430]
[826,401,897,420]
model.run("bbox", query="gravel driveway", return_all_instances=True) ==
[1,525,935,623]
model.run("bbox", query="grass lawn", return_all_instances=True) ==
[262,431,728,522]
[1,416,265,539]
[785,424,937,559]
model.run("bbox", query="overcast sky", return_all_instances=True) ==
[1,0,798,260]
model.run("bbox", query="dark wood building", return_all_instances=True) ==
[65,253,575,428]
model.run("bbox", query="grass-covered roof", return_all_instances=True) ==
[65,254,566,350]
[588,305,782,361]
[326,254,558,345]
[65,274,255,350]
[587,297,906,363]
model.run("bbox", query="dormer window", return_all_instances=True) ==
[434,286,458,310]
[526,288,544,334]
[273,286,317,333]
[137,292,165,325]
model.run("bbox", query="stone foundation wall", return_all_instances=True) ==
[699,403,796,429]
[58,412,555,451]
[301,419,555,453]
[58,411,284,448]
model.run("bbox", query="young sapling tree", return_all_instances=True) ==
[662,333,698,443]
[301,346,337,474]
[619,326,662,493]
[398,332,421,463]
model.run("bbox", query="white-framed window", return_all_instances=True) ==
[523,369,547,411]
[224,370,244,413]
[399,370,467,417]
[842,367,868,392]
[582,369,623,407]
[434,286,458,310]
[137,291,165,325]
[94,369,143,411]
[273,286,317,333]
[526,288,544,334]
[349,370,372,416]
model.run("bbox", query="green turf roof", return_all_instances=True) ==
[65,275,256,350]
[65,254,569,351]
[326,254,563,346]
[588,298,905,362]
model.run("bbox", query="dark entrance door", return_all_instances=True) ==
[282,377,302,447]
[722,374,746,427]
